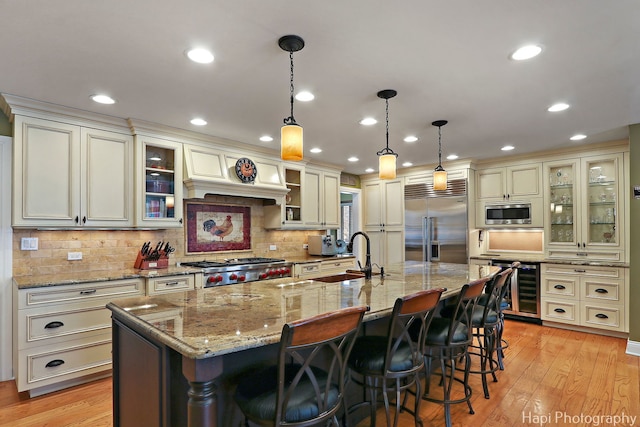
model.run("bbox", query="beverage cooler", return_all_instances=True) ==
[492,260,541,322]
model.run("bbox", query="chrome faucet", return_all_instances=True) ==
[347,231,372,279]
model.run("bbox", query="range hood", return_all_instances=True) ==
[183,144,290,204]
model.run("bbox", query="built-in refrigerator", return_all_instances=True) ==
[404,179,468,264]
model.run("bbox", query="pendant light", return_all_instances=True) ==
[376,89,398,180]
[278,35,305,161]
[432,120,448,190]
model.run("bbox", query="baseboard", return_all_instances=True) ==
[626,339,640,357]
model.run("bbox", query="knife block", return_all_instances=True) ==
[134,251,169,270]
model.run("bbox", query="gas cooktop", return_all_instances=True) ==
[180,257,286,268]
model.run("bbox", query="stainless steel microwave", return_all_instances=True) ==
[485,203,532,225]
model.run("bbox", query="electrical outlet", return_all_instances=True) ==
[269,244,277,251]
[67,252,83,261]
[20,237,38,251]
[303,243,309,249]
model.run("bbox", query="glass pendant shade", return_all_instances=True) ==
[433,168,448,190]
[379,154,397,179]
[281,124,303,161]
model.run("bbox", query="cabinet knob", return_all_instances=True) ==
[44,321,64,329]
[553,284,566,290]
[594,288,608,294]
[553,308,566,313]
[595,313,609,319]
[82,216,87,224]
[75,216,79,224]
[45,359,65,368]
[179,218,183,224]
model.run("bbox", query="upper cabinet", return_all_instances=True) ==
[302,167,340,229]
[476,163,542,201]
[135,135,184,228]
[13,115,133,228]
[362,178,404,266]
[544,153,624,261]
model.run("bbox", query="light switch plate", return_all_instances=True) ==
[269,244,277,251]
[67,252,83,260]
[20,237,38,251]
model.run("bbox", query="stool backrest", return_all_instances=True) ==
[276,305,368,425]
[444,277,489,345]
[384,288,444,377]
[485,268,513,318]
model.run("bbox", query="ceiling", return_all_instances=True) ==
[1,1,639,175]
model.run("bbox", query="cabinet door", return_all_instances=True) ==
[476,167,505,199]
[545,159,580,249]
[383,179,404,227]
[13,116,81,227]
[303,169,321,227]
[363,181,383,227]
[322,171,340,228]
[136,136,184,227]
[83,128,133,227]
[384,228,404,265]
[507,163,542,199]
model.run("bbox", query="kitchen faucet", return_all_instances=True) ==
[347,231,372,279]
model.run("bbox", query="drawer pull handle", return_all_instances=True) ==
[44,321,64,329]
[45,359,65,368]
[574,269,586,273]
[554,308,566,313]
[79,289,97,295]
[166,281,179,286]
[595,313,609,319]
[553,284,566,290]
[594,288,608,294]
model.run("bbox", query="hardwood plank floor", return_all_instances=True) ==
[0,320,638,426]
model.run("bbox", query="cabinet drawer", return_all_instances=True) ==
[20,305,110,348]
[541,276,577,298]
[322,259,356,274]
[541,299,579,325]
[541,264,622,279]
[583,304,623,332]
[19,278,144,308]
[296,263,321,278]
[147,275,195,295]
[583,280,622,303]
[19,339,111,390]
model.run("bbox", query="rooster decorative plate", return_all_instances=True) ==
[235,157,257,183]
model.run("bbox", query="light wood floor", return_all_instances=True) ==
[0,320,638,426]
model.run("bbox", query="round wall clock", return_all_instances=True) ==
[235,157,257,183]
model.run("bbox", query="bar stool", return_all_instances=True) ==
[467,268,512,398]
[421,277,488,427]
[347,288,445,427]
[495,261,519,369]
[233,305,368,427]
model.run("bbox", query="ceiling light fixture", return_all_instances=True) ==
[360,117,377,126]
[501,145,515,151]
[186,48,214,64]
[91,94,115,104]
[190,118,207,126]
[376,89,399,180]
[279,35,305,161]
[570,134,587,141]
[432,120,448,190]
[259,135,273,142]
[404,136,418,143]
[548,102,570,112]
[510,45,542,60]
[348,156,359,162]
[295,91,314,102]
[310,147,322,153]
[447,154,459,160]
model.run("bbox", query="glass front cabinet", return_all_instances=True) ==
[136,135,184,227]
[544,153,624,261]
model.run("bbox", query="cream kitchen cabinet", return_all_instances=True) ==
[135,135,184,228]
[294,257,356,279]
[264,166,304,229]
[302,167,340,229]
[476,163,542,201]
[540,263,628,333]
[145,273,199,295]
[363,178,404,266]
[13,278,144,396]
[12,115,134,228]
[544,153,624,261]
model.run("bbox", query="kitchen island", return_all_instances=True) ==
[107,261,499,427]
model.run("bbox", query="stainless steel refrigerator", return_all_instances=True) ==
[404,180,468,263]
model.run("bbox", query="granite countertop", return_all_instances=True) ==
[13,265,203,289]
[470,254,629,267]
[286,254,356,264]
[107,261,500,360]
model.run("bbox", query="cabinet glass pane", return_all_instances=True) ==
[548,165,576,244]
[586,159,617,244]
[145,146,176,219]
[284,168,301,222]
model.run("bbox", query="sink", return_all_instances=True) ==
[312,272,365,283]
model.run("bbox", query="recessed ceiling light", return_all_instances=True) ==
[510,45,543,60]
[365,168,375,173]
[190,118,207,126]
[404,136,418,143]
[186,48,214,64]
[548,103,570,112]
[570,134,587,141]
[348,156,359,162]
[447,154,459,160]
[295,91,314,102]
[359,117,377,126]
[91,94,116,104]
[501,145,515,151]
[259,135,273,142]
[402,162,413,167]
[310,147,322,153]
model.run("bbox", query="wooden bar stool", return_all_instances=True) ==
[421,278,488,427]
[233,305,368,427]
[347,288,445,427]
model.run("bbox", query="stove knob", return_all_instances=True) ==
[283,267,291,274]
[230,273,238,280]
[238,275,246,282]
[277,268,285,275]
[268,270,276,276]
[207,276,216,283]
[215,275,223,282]
[259,273,268,279]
